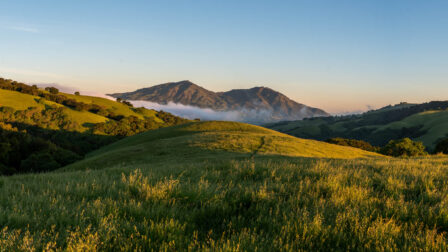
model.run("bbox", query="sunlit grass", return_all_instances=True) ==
[1,121,447,250]
[64,121,381,171]
[1,156,448,250]
[0,89,59,110]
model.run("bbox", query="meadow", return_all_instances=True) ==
[1,121,448,251]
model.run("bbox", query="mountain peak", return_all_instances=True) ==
[109,81,329,123]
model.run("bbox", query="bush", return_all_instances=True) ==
[434,138,448,154]
[380,138,427,157]
[45,87,59,94]
[20,151,60,173]
[0,163,16,175]
[326,138,379,152]
[52,148,82,166]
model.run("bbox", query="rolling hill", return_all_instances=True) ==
[0,77,189,174]
[109,80,329,123]
[267,101,448,151]
[2,120,448,250]
[62,121,382,171]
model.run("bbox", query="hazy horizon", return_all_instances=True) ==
[2,0,448,113]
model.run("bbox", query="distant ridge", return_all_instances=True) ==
[109,80,329,123]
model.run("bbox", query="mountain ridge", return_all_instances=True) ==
[109,80,329,123]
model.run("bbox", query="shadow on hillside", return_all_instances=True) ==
[58,140,382,173]
[8,122,119,155]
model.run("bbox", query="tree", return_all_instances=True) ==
[0,163,15,175]
[74,91,80,95]
[20,151,60,173]
[326,138,379,152]
[45,87,59,94]
[122,100,133,107]
[380,138,427,157]
[435,138,448,154]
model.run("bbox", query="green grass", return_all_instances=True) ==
[0,89,60,110]
[1,153,448,250]
[269,109,448,150]
[2,121,448,250]
[62,121,382,172]
[374,110,448,148]
[0,89,107,130]
[0,89,166,131]
[65,93,162,122]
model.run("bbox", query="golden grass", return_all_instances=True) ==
[62,121,382,172]
[65,93,162,122]
[0,89,60,110]
[1,154,448,250]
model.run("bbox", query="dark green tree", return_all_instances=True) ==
[20,152,60,173]
[380,138,427,157]
[434,138,448,154]
[45,87,59,94]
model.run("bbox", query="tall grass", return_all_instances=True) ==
[1,156,448,250]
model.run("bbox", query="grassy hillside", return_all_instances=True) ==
[64,93,161,122]
[0,88,166,131]
[62,121,382,171]
[375,110,448,148]
[0,89,108,130]
[268,104,448,150]
[0,89,60,110]
[0,78,190,175]
[0,122,447,249]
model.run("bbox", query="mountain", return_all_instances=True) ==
[267,101,448,150]
[109,80,329,123]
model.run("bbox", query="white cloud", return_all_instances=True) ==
[8,26,39,33]
[129,100,287,124]
[130,100,242,121]
[0,67,62,79]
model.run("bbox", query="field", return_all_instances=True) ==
[1,121,448,250]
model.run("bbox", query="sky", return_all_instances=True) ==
[1,0,448,114]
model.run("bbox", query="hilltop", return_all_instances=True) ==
[267,101,448,150]
[63,121,381,171]
[109,80,329,123]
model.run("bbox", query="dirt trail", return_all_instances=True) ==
[251,136,265,158]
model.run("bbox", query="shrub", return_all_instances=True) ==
[45,87,59,94]
[0,163,16,175]
[380,138,427,157]
[326,138,379,152]
[434,138,448,154]
[20,151,60,172]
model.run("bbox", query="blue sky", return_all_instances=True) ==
[1,0,448,113]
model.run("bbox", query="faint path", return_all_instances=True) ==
[251,136,266,158]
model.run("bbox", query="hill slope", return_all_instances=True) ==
[1,124,448,250]
[267,101,448,150]
[0,78,189,174]
[109,80,329,123]
[63,121,381,171]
